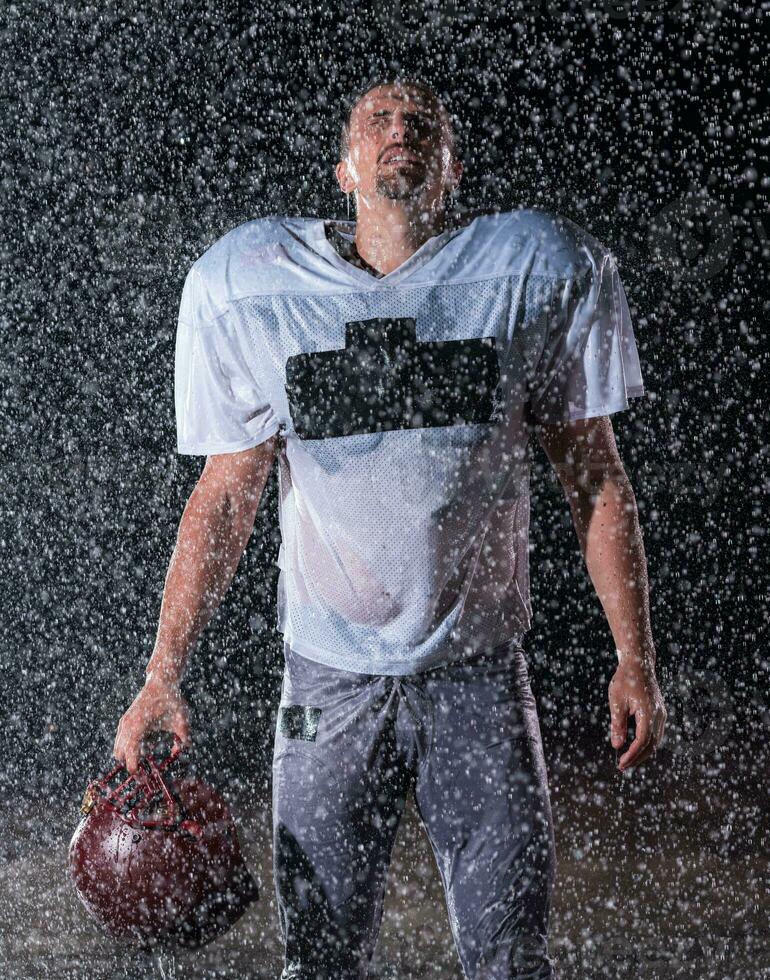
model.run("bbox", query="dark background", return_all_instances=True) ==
[1,0,767,926]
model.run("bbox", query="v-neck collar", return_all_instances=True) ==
[324,224,385,279]
[306,214,477,287]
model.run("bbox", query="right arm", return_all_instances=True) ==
[113,434,279,773]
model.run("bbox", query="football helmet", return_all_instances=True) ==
[68,734,258,948]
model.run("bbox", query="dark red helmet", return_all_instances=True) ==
[68,735,258,949]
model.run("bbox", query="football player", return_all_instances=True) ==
[113,76,667,979]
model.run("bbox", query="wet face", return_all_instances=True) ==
[338,84,460,209]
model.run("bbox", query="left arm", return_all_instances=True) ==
[537,415,667,770]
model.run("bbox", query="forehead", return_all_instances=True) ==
[352,85,441,119]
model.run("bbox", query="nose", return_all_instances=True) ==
[389,109,416,142]
[389,110,405,140]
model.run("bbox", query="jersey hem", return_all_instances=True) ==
[176,419,282,455]
[280,630,528,677]
[531,385,646,425]
[565,385,646,422]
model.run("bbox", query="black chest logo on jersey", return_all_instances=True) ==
[285,317,500,440]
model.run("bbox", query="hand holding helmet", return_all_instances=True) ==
[113,674,191,775]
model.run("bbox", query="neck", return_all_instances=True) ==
[352,198,449,276]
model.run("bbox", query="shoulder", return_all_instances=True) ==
[191,214,293,280]
[470,207,611,278]
[184,215,309,312]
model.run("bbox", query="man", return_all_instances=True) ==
[114,76,667,979]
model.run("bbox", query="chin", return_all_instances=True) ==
[375,177,428,201]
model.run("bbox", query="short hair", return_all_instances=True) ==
[338,75,460,164]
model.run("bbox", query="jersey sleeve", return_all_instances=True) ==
[174,265,281,455]
[528,250,645,425]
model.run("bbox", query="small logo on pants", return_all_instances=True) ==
[279,705,322,742]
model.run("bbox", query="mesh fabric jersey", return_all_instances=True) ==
[174,208,645,675]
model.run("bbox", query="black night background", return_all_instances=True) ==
[1,2,767,976]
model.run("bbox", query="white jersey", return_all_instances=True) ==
[175,208,645,675]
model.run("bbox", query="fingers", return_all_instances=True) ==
[173,707,191,748]
[609,661,667,771]
[112,723,123,764]
[112,687,192,776]
[119,718,149,775]
[653,703,668,749]
[112,718,134,771]
[125,735,143,776]
[617,704,667,771]
[617,711,652,770]
[608,695,628,750]
[113,715,151,775]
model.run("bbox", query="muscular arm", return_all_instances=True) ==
[536,416,666,769]
[146,435,279,685]
[536,416,654,662]
[114,434,279,772]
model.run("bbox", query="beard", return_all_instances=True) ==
[375,165,427,200]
